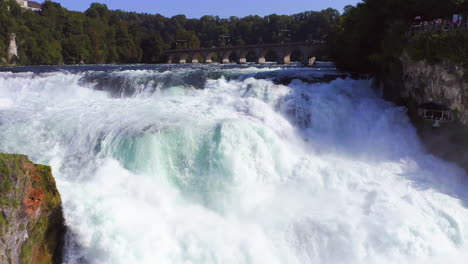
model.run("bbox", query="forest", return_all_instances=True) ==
[329,0,468,73]
[3,0,468,69]
[0,0,339,65]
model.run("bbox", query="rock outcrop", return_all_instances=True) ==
[0,154,65,264]
[397,53,468,172]
[400,52,468,125]
[7,33,19,65]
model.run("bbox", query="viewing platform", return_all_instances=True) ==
[418,102,453,127]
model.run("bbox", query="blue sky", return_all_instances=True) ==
[52,0,361,18]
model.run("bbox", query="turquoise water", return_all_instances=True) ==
[0,64,467,264]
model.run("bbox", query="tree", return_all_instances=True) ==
[142,32,165,63]
[1,0,341,65]
[175,28,200,49]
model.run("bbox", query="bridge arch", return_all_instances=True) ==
[167,54,175,64]
[256,49,280,64]
[228,51,240,64]
[190,52,202,64]
[300,46,318,65]
[274,48,291,65]
[203,51,218,64]
[220,50,235,64]
[290,48,304,63]
[239,49,259,64]
[165,41,324,65]
[171,53,189,64]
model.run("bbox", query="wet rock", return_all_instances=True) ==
[0,154,65,264]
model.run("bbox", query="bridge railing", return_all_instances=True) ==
[165,40,325,53]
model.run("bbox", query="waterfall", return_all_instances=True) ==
[0,64,467,264]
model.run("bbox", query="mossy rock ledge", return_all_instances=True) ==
[0,154,65,264]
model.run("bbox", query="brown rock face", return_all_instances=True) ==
[400,52,468,125]
[399,53,468,172]
[0,154,65,264]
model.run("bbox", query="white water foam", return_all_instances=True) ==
[0,67,467,264]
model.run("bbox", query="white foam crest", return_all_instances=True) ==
[0,71,96,106]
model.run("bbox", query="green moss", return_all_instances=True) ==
[0,213,8,226]
[0,154,28,195]
[19,213,53,263]
[0,209,8,236]
[0,154,64,264]
[35,164,61,212]
[20,210,64,264]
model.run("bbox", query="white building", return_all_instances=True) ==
[16,0,42,11]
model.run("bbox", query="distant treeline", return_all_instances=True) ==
[0,0,340,65]
[329,0,468,73]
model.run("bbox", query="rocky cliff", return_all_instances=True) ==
[0,154,65,264]
[400,52,468,125]
[7,33,18,65]
[397,53,468,172]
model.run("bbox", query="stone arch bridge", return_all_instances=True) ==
[166,41,325,66]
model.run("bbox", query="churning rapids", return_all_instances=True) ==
[0,63,467,264]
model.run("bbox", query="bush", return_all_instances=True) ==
[407,31,468,65]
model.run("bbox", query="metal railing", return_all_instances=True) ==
[408,22,468,37]
[166,40,325,53]
[418,108,453,122]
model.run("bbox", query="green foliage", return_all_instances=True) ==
[0,154,25,195]
[141,32,166,63]
[0,198,18,207]
[0,1,339,65]
[35,164,61,211]
[329,0,468,72]
[0,213,6,227]
[408,31,468,65]
[0,154,26,211]
[175,28,200,49]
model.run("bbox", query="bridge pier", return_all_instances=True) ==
[308,56,316,66]
[167,55,174,64]
[257,57,266,64]
[191,52,202,64]
[220,50,233,64]
[175,53,189,64]
[277,55,291,65]
[204,51,217,64]
[238,49,248,64]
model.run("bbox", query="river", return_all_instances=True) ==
[0,63,467,264]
